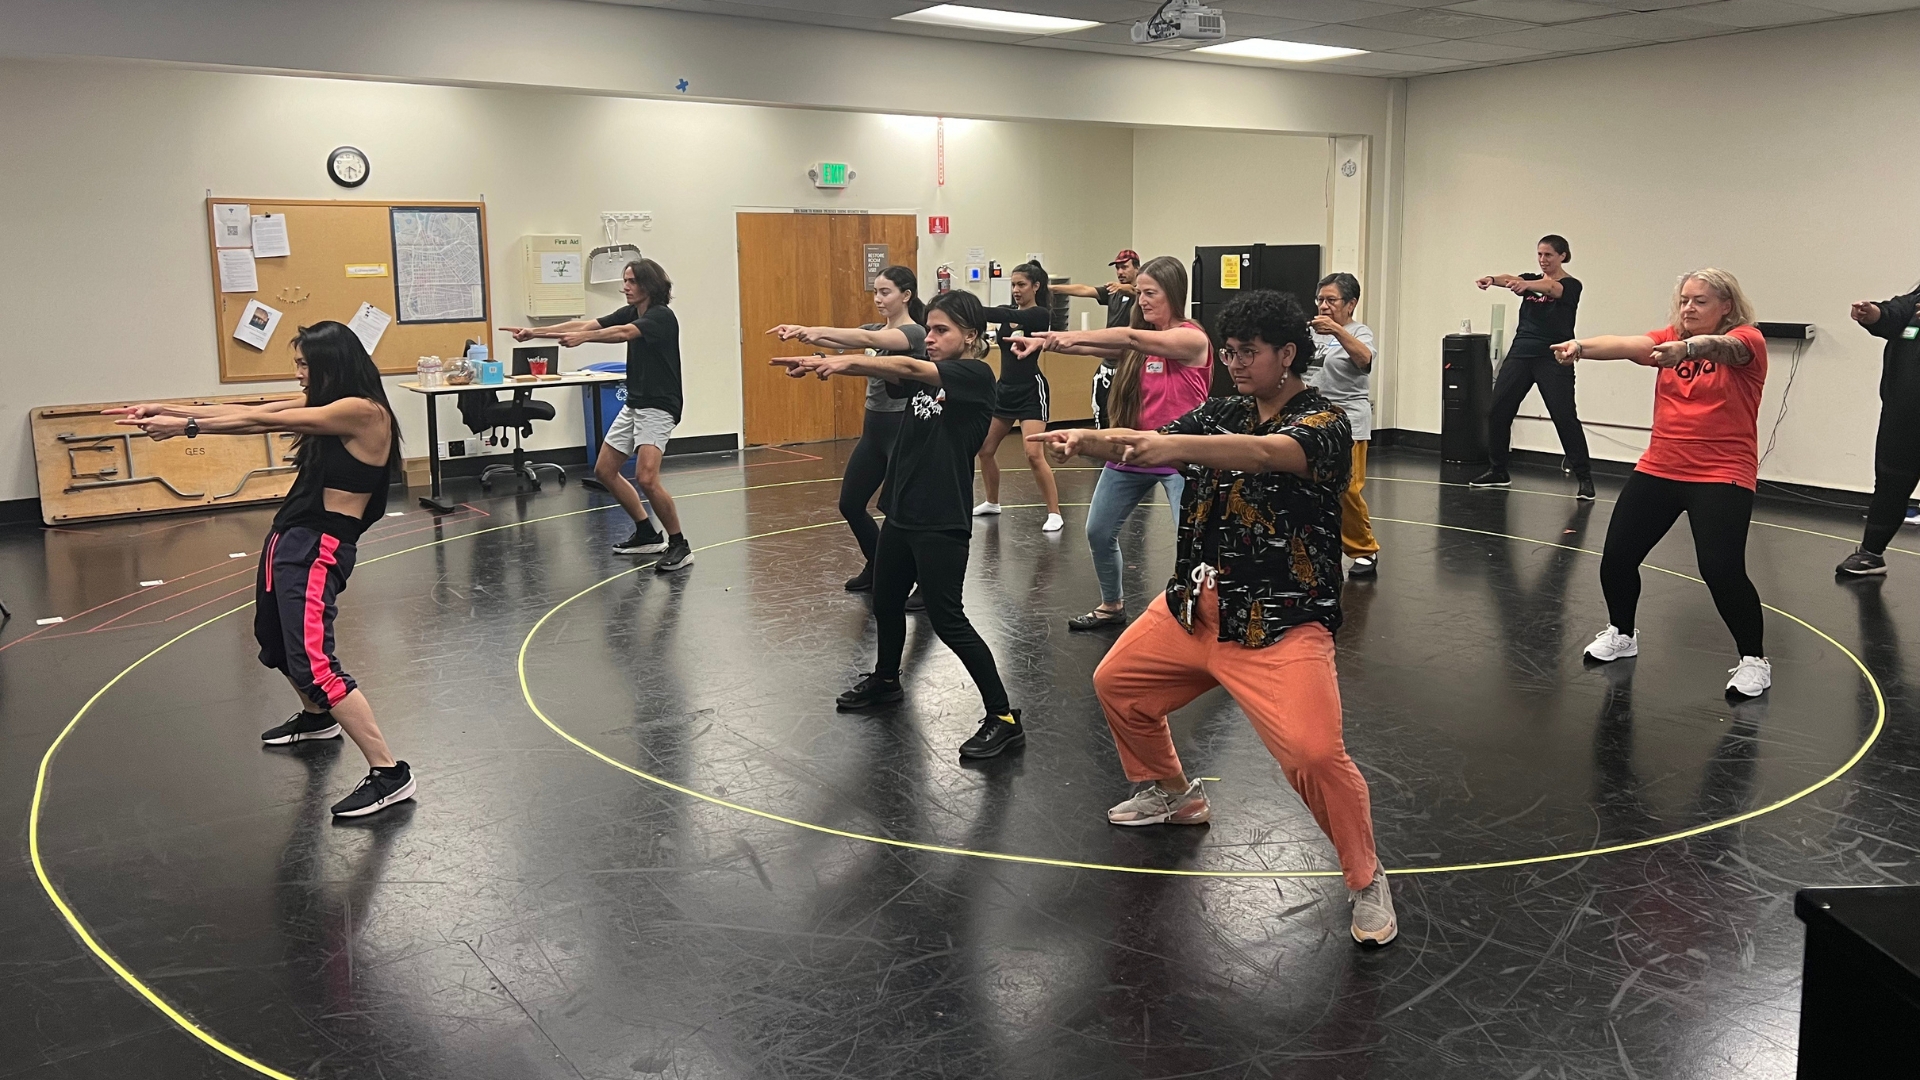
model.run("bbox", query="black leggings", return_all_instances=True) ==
[872,523,1010,716]
[1862,395,1920,555]
[1600,471,1765,658]
[1489,350,1591,476]
[839,409,904,561]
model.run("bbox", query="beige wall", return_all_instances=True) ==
[1130,129,1332,273]
[1397,9,1920,492]
[0,60,1140,503]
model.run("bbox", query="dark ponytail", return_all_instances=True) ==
[1013,260,1051,311]
[879,265,925,326]
[291,321,401,468]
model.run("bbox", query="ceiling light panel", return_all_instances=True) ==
[893,4,1100,33]
[1195,38,1369,60]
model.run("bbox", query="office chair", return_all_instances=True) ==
[477,353,567,493]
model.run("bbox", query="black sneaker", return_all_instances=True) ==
[845,563,874,592]
[1468,469,1511,488]
[1348,553,1378,578]
[905,586,927,612]
[656,536,695,573]
[1837,548,1889,577]
[1576,475,1596,501]
[330,762,416,817]
[960,710,1025,759]
[260,711,342,745]
[613,523,668,555]
[837,672,904,710]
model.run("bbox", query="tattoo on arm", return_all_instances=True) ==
[1693,334,1753,366]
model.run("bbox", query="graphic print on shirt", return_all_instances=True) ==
[1671,357,1718,382]
[911,388,945,420]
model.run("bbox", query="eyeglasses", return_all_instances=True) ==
[1217,347,1262,367]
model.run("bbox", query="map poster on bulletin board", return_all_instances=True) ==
[390,206,488,324]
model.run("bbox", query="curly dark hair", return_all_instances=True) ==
[1214,289,1315,376]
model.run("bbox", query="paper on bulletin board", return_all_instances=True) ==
[345,263,390,277]
[217,248,258,292]
[1220,254,1241,290]
[251,214,291,258]
[347,302,393,355]
[233,300,282,351]
[212,203,251,248]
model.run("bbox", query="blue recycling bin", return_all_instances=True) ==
[579,360,634,477]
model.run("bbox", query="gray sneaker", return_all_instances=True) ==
[1350,863,1398,946]
[1106,779,1211,826]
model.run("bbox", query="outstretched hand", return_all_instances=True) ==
[1025,428,1083,465]
[770,355,848,380]
[1851,301,1882,326]
[1007,334,1048,359]
[115,414,186,440]
[502,326,539,342]
[1646,340,1689,368]
[766,324,810,341]
[103,404,159,419]
[1550,340,1580,366]
[1475,276,1495,290]
[1105,431,1178,469]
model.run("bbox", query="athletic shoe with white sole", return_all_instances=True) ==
[972,501,1002,516]
[1836,548,1888,576]
[1583,625,1639,662]
[1042,513,1064,533]
[330,762,415,817]
[655,536,695,573]
[1106,779,1211,826]
[1468,470,1511,488]
[1727,655,1772,697]
[1350,864,1398,947]
[613,524,668,555]
[1577,475,1597,501]
[1349,553,1378,578]
[260,711,342,745]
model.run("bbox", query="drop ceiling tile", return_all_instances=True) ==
[1794,0,1920,12]
[1562,0,1723,9]
[1444,0,1601,21]
[1671,0,1835,25]
[1398,36,1552,55]
[1331,50,1477,67]
[1351,8,1538,36]
[1569,10,1728,37]
[1469,23,1639,47]
[975,0,1161,21]
[1039,35,1197,54]
[1208,12,1333,34]
[1287,22,1451,47]
[1209,0,1410,20]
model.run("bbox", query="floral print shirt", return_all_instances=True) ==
[1159,389,1352,646]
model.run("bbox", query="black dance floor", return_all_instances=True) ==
[4,443,1917,1079]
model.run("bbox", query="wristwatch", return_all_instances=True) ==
[185,418,199,439]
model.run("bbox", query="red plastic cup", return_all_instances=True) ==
[529,358,549,376]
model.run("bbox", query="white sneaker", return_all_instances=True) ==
[1584,625,1639,662]
[1727,655,1772,697]
[1042,513,1064,532]
[973,501,1002,516]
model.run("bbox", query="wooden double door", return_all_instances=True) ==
[738,212,919,446]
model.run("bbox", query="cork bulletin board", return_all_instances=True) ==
[206,198,491,382]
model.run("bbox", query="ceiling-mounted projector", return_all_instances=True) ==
[1131,0,1225,44]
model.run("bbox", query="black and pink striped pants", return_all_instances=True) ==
[255,527,360,710]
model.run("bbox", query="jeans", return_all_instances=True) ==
[1087,466,1184,606]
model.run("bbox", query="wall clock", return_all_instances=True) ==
[327,146,370,188]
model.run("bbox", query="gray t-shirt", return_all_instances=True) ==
[1309,321,1374,441]
[860,321,928,413]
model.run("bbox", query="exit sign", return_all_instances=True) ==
[928,216,950,235]
[810,161,853,188]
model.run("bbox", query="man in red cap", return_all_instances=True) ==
[1055,250,1143,427]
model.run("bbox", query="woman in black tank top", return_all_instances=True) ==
[112,321,416,818]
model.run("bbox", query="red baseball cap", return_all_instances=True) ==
[1109,249,1140,267]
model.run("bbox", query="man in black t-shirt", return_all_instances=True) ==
[504,258,693,570]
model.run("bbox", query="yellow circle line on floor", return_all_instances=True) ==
[518,511,1886,882]
[26,473,843,1080]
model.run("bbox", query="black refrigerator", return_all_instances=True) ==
[1190,244,1323,394]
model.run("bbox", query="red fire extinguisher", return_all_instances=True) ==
[936,264,953,294]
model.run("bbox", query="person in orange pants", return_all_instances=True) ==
[1030,288,1396,947]
[1309,272,1380,575]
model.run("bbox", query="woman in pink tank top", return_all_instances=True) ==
[1012,256,1213,630]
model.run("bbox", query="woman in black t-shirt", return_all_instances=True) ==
[1471,234,1595,500]
[769,265,928,591]
[772,290,1024,761]
[975,261,1064,532]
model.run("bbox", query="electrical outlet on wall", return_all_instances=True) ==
[441,438,480,458]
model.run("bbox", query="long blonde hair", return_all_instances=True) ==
[1670,267,1755,336]
[1108,255,1190,429]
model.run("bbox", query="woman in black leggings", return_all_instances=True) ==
[773,290,1023,760]
[769,265,926,591]
[1550,268,1773,698]
[1836,285,1920,576]
[1472,235,1595,500]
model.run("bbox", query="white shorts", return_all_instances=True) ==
[604,406,676,456]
